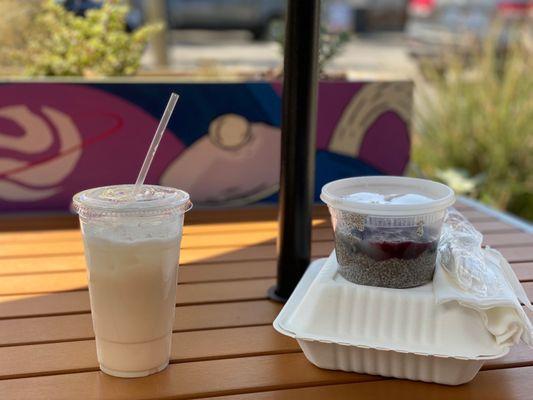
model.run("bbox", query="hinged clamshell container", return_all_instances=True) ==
[273,254,508,385]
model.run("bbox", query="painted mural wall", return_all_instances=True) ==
[0,81,412,213]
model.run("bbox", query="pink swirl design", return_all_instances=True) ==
[0,106,123,202]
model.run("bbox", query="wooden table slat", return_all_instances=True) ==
[206,366,533,400]
[483,232,533,248]
[0,326,301,381]
[0,257,532,318]
[510,263,533,282]
[0,278,275,319]
[0,238,336,264]
[0,257,531,300]
[1,240,531,279]
[499,246,533,263]
[0,353,379,400]
[1,274,532,320]
[471,220,521,234]
[0,261,278,295]
[0,300,280,347]
[0,218,329,239]
[0,256,531,297]
[1,325,531,382]
[1,229,531,261]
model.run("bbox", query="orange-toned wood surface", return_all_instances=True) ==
[0,202,532,400]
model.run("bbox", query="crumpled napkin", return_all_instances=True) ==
[434,209,533,347]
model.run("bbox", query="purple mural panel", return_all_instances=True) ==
[0,84,184,212]
[0,81,412,213]
[358,111,410,175]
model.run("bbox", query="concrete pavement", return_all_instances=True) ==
[141,31,418,80]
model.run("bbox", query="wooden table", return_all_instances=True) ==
[0,202,532,399]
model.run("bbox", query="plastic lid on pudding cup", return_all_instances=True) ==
[320,176,455,216]
[73,184,192,219]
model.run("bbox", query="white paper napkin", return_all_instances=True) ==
[434,210,533,347]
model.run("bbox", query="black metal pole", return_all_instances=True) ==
[268,0,321,303]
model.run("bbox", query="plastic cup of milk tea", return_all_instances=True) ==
[321,176,455,288]
[73,184,191,377]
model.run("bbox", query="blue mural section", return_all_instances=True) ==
[94,83,282,146]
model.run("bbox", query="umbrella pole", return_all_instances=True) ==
[268,0,321,302]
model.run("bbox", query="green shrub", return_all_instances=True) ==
[14,0,161,76]
[412,30,533,220]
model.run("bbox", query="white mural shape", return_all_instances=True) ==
[0,106,82,201]
[0,105,54,154]
[161,113,281,207]
[328,82,412,157]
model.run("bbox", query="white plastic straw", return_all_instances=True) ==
[133,92,179,196]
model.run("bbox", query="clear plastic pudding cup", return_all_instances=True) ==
[320,176,455,289]
[73,184,192,378]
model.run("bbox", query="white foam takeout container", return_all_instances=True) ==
[273,253,509,385]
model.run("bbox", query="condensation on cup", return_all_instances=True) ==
[73,184,192,378]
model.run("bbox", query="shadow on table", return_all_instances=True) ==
[0,215,332,317]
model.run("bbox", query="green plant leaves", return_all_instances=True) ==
[412,27,533,220]
[17,0,162,77]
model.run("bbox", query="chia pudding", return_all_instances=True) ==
[333,210,440,288]
[321,177,455,289]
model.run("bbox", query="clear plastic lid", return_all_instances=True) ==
[73,184,192,219]
[320,176,455,216]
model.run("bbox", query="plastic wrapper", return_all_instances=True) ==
[439,208,530,307]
